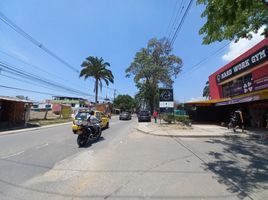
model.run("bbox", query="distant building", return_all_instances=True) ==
[51,96,88,108]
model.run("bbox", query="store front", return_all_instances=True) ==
[186,38,268,128]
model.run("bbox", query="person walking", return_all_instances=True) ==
[153,110,158,123]
[234,108,245,133]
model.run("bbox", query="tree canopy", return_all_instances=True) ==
[198,0,268,44]
[79,56,114,103]
[202,81,210,99]
[126,38,182,113]
[113,94,135,112]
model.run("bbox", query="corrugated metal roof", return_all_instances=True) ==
[0,96,33,103]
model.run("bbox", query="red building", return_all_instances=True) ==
[186,38,268,128]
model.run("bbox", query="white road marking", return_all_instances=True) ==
[1,150,25,159]
[35,143,49,149]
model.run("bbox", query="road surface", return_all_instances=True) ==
[0,116,267,200]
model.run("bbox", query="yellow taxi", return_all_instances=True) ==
[93,110,109,128]
[72,109,109,133]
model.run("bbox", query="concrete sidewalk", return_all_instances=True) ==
[137,121,268,138]
[0,122,72,136]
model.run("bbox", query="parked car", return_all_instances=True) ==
[138,110,151,122]
[119,112,132,120]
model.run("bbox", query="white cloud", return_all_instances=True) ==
[222,27,265,62]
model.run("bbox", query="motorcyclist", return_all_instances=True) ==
[86,110,101,133]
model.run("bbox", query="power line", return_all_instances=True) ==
[0,62,111,100]
[0,11,118,94]
[167,0,185,41]
[170,0,194,47]
[179,42,231,78]
[0,84,61,96]
[165,0,180,38]
[0,61,92,97]
[0,11,79,73]
[0,48,91,91]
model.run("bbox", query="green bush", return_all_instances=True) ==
[161,113,174,124]
[175,115,190,125]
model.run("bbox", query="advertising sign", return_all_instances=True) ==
[159,88,174,113]
[216,46,268,83]
[254,76,268,91]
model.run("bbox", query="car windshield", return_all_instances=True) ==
[140,111,149,116]
[75,112,89,120]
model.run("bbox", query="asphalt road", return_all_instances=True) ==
[0,116,267,200]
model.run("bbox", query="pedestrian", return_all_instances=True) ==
[153,110,158,123]
[234,108,245,133]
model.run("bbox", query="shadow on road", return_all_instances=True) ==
[204,138,268,199]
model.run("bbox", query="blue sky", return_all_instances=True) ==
[0,0,265,102]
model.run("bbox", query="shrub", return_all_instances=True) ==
[161,113,174,124]
[175,115,190,125]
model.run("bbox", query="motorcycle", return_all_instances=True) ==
[72,117,102,147]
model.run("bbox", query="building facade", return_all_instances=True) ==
[186,38,268,128]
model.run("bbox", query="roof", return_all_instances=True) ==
[185,89,268,107]
[184,98,231,107]
[0,96,33,103]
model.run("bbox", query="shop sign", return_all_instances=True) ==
[216,46,268,83]
[215,95,260,106]
[159,88,174,113]
[254,76,268,91]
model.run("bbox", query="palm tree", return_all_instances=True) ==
[80,56,114,103]
[202,81,210,99]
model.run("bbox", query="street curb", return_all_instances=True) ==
[0,122,72,136]
[136,128,250,139]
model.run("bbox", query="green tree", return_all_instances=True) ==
[79,56,114,103]
[113,94,135,111]
[202,81,210,99]
[198,0,268,44]
[126,38,182,113]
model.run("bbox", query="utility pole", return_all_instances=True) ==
[113,89,117,102]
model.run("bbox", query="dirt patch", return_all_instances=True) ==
[150,122,192,130]
[30,110,60,120]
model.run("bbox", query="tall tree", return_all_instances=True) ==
[113,94,135,111]
[198,0,268,44]
[79,56,114,103]
[126,38,182,113]
[202,81,210,99]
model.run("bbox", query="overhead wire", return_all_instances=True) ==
[170,0,194,47]
[0,61,93,97]
[0,11,79,73]
[0,48,91,92]
[0,11,117,93]
[179,41,232,78]
[167,0,185,41]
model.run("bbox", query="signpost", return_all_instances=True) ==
[159,88,174,113]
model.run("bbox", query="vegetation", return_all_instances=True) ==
[198,0,268,44]
[126,38,182,113]
[161,113,191,125]
[80,56,114,103]
[113,94,135,112]
[202,81,210,99]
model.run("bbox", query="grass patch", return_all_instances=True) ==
[29,118,73,126]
